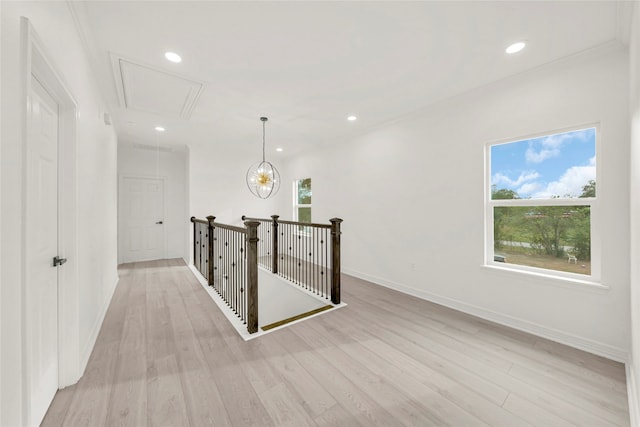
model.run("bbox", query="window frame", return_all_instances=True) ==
[293,177,312,225]
[484,123,602,285]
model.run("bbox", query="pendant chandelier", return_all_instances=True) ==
[246,117,280,199]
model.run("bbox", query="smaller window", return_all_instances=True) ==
[294,178,312,226]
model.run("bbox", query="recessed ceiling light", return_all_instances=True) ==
[155,126,165,132]
[505,41,526,54]
[276,147,283,152]
[164,51,182,63]
[347,116,357,121]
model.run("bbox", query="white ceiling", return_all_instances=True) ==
[73,1,626,157]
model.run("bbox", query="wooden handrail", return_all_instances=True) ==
[210,222,248,234]
[190,216,209,225]
[241,215,270,222]
[242,215,331,229]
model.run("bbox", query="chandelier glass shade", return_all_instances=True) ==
[246,117,280,199]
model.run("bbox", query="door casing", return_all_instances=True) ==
[21,17,80,425]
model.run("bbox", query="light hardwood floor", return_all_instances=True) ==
[42,259,630,426]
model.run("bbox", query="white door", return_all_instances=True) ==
[120,176,165,262]
[26,76,60,425]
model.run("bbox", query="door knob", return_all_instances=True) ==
[156,221,163,224]
[53,256,67,267]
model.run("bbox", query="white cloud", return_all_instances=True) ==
[492,171,540,187]
[531,162,595,198]
[517,182,541,195]
[525,133,571,163]
[525,147,559,163]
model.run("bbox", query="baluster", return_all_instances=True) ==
[313,227,317,295]
[215,226,219,293]
[227,228,231,304]
[222,228,226,302]
[206,216,215,286]
[230,230,233,311]
[324,228,328,299]
[235,231,239,315]
[298,226,301,286]
[191,217,196,270]
[289,223,292,281]
[234,230,237,314]
[271,215,279,274]
[243,234,246,323]
[194,224,200,273]
[315,227,319,296]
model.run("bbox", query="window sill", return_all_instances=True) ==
[481,264,609,293]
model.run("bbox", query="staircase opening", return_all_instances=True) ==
[189,215,345,339]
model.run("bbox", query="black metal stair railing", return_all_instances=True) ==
[190,216,260,333]
[242,215,342,304]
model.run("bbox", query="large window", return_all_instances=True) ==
[486,126,598,280]
[294,178,312,223]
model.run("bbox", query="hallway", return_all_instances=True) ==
[43,259,629,426]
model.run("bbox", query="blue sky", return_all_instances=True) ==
[491,127,596,199]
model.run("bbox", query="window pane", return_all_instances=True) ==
[493,205,590,275]
[297,178,312,204]
[491,128,596,200]
[297,207,311,223]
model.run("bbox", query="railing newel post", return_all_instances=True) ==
[206,215,216,286]
[330,218,343,305]
[271,215,279,274]
[245,220,260,334]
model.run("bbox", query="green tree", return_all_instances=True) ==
[297,178,312,204]
[579,180,596,198]
[559,180,594,260]
[568,207,590,260]
[491,186,518,249]
[492,186,519,200]
[527,206,571,257]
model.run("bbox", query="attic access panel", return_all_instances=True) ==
[111,54,204,119]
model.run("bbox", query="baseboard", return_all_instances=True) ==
[343,268,628,363]
[627,361,640,427]
[79,275,119,372]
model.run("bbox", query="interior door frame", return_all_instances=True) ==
[118,174,168,264]
[21,17,80,424]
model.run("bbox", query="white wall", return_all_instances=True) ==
[189,147,284,224]
[282,46,631,360]
[188,146,284,263]
[628,1,640,422]
[118,144,189,262]
[1,2,118,426]
[0,2,3,422]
